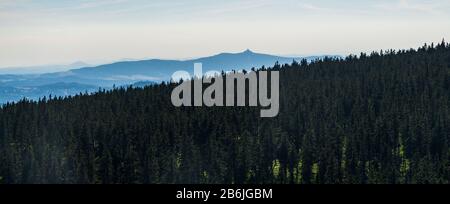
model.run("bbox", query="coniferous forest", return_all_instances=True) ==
[0,42,449,184]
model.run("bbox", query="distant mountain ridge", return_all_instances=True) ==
[0,61,91,75]
[65,49,338,85]
[0,50,340,103]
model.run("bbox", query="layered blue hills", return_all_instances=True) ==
[0,50,339,103]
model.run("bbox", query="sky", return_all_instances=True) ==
[0,0,450,67]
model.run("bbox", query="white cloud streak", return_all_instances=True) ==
[373,0,450,14]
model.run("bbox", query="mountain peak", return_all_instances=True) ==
[69,61,90,67]
[243,49,253,54]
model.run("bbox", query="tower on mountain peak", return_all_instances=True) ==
[243,49,253,53]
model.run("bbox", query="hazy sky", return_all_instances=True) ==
[1,0,450,67]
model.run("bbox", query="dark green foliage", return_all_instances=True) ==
[0,42,449,183]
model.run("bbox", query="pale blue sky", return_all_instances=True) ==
[1,0,450,67]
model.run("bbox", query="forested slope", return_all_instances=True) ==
[0,42,449,184]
